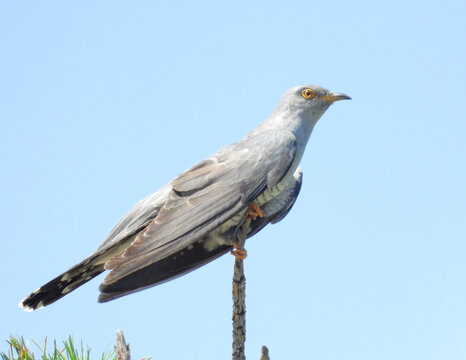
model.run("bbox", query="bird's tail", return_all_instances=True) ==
[19,255,105,311]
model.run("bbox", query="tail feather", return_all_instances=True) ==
[98,242,231,303]
[20,257,105,311]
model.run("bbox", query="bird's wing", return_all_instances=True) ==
[96,184,172,252]
[101,129,297,286]
[270,167,303,224]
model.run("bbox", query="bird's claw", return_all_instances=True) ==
[231,240,248,260]
[243,202,263,221]
[232,203,260,260]
[230,248,248,260]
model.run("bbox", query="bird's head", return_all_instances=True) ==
[256,84,351,144]
[278,84,351,122]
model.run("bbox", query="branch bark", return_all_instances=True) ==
[232,217,251,360]
[260,345,270,360]
[232,258,246,360]
[115,329,131,360]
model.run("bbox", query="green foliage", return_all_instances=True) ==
[1,336,115,360]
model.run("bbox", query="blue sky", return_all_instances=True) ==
[1,1,465,359]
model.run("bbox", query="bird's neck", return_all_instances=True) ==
[260,106,323,153]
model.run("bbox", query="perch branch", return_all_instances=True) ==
[115,329,131,360]
[260,345,270,360]
[232,216,251,360]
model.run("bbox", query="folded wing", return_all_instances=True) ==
[100,130,298,290]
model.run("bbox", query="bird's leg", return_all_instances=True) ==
[231,203,263,260]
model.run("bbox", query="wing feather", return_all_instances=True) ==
[101,129,298,287]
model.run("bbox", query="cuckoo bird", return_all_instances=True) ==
[20,85,350,310]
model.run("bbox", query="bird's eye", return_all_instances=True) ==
[301,89,315,99]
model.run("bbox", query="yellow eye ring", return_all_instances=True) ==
[301,89,315,99]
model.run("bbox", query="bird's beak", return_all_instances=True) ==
[321,92,352,102]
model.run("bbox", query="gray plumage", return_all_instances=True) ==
[20,84,350,311]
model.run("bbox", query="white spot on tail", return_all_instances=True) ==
[18,299,33,312]
[19,288,42,311]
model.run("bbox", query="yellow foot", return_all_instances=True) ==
[231,248,248,260]
[231,240,248,260]
[243,202,264,221]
